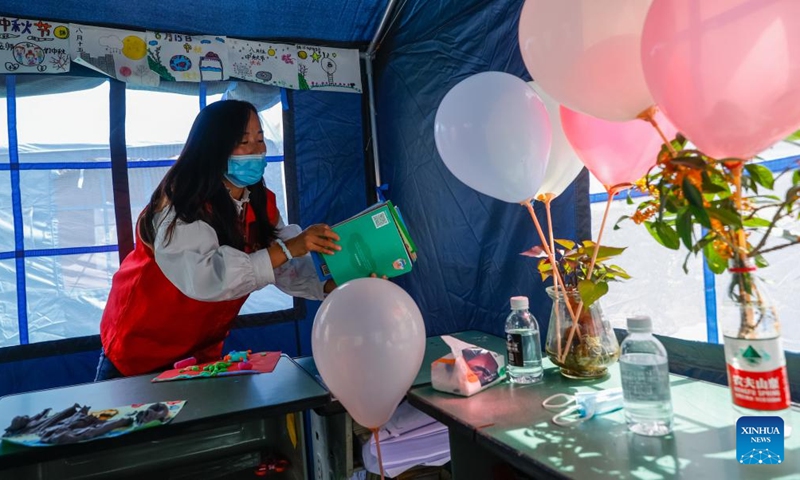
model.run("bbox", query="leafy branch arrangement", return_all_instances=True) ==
[534,239,630,308]
[524,239,628,375]
[620,133,800,338]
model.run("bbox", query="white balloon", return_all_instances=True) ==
[528,81,586,199]
[311,278,426,428]
[434,71,552,203]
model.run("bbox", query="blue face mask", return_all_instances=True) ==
[542,388,624,426]
[225,153,266,188]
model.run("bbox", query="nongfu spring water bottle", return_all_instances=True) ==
[620,316,673,436]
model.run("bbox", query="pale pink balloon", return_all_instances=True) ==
[518,0,654,121]
[312,278,426,429]
[560,106,677,188]
[642,0,800,160]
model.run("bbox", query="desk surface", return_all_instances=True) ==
[409,357,800,480]
[0,355,329,470]
[294,331,506,415]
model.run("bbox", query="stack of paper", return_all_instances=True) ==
[361,401,450,478]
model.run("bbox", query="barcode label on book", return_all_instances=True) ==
[371,211,389,229]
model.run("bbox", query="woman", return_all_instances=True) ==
[96,100,340,380]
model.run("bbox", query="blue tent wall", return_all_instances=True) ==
[2,0,391,44]
[290,90,368,356]
[372,0,590,339]
[0,350,99,396]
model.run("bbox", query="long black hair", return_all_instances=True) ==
[139,100,277,251]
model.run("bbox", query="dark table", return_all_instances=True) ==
[0,355,329,479]
[409,354,800,479]
[294,330,506,415]
[297,330,506,478]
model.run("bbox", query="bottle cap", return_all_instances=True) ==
[627,315,653,333]
[510,296,529,310]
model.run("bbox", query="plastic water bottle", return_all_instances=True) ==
[505,296,543,384]
[620,316,673,436]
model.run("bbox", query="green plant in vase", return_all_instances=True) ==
[534,240,630,379]
[622,133,800,415]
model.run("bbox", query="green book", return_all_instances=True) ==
[312,201,417,285]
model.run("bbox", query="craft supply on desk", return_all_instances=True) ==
[2,401,185,447]
[153,351,280,382]
[431,335,505,396]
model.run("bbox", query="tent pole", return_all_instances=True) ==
[363,54,382,189]
[363,0,402,194]
[367,0,402,55]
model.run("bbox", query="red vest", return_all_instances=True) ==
[100,190,279,376]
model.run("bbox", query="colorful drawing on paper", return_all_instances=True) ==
[228,38,298,89]
[296,45,361,94]
[146,32,229,82]
[0,17,70,74]
[69,24,159,86]
[2,401,185,447]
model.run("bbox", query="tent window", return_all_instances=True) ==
[0,75,295,349]
[588,146,800,353]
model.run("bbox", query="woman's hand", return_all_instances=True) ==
[323,279,337,294]
[287,224,341,257]
[323,275,383,296]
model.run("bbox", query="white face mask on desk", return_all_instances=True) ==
[542,388,624,426]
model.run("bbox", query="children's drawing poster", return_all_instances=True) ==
[69,24,159,86]
[228,39,298,89]
[146,32,229,82]
[0,17,70,74]
[296,45,361,94]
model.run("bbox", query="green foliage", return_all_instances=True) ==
[536,240,629,308]
[786,129,800,142]
[621,136,800,274]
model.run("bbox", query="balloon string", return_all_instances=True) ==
[558,185,621,364]
[542,195,562,359]
[523,199,578,360]
[638,106,677,156]
[372,428,385,480]
[586,186,619,276]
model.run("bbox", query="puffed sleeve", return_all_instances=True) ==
[153,208,277,301]
[270,214,328,301]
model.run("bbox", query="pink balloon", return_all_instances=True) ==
[311,278,426,429]
[561,106,677,188]
[518,0,654,121]
[642,0,800,160]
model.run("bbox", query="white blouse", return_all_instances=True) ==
[152,202,326,303]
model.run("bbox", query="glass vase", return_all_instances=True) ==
[720,259,792,436]
[544,286,620,379]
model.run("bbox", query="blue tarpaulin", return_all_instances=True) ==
[1,0,391,45]
[374,0,589,336]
